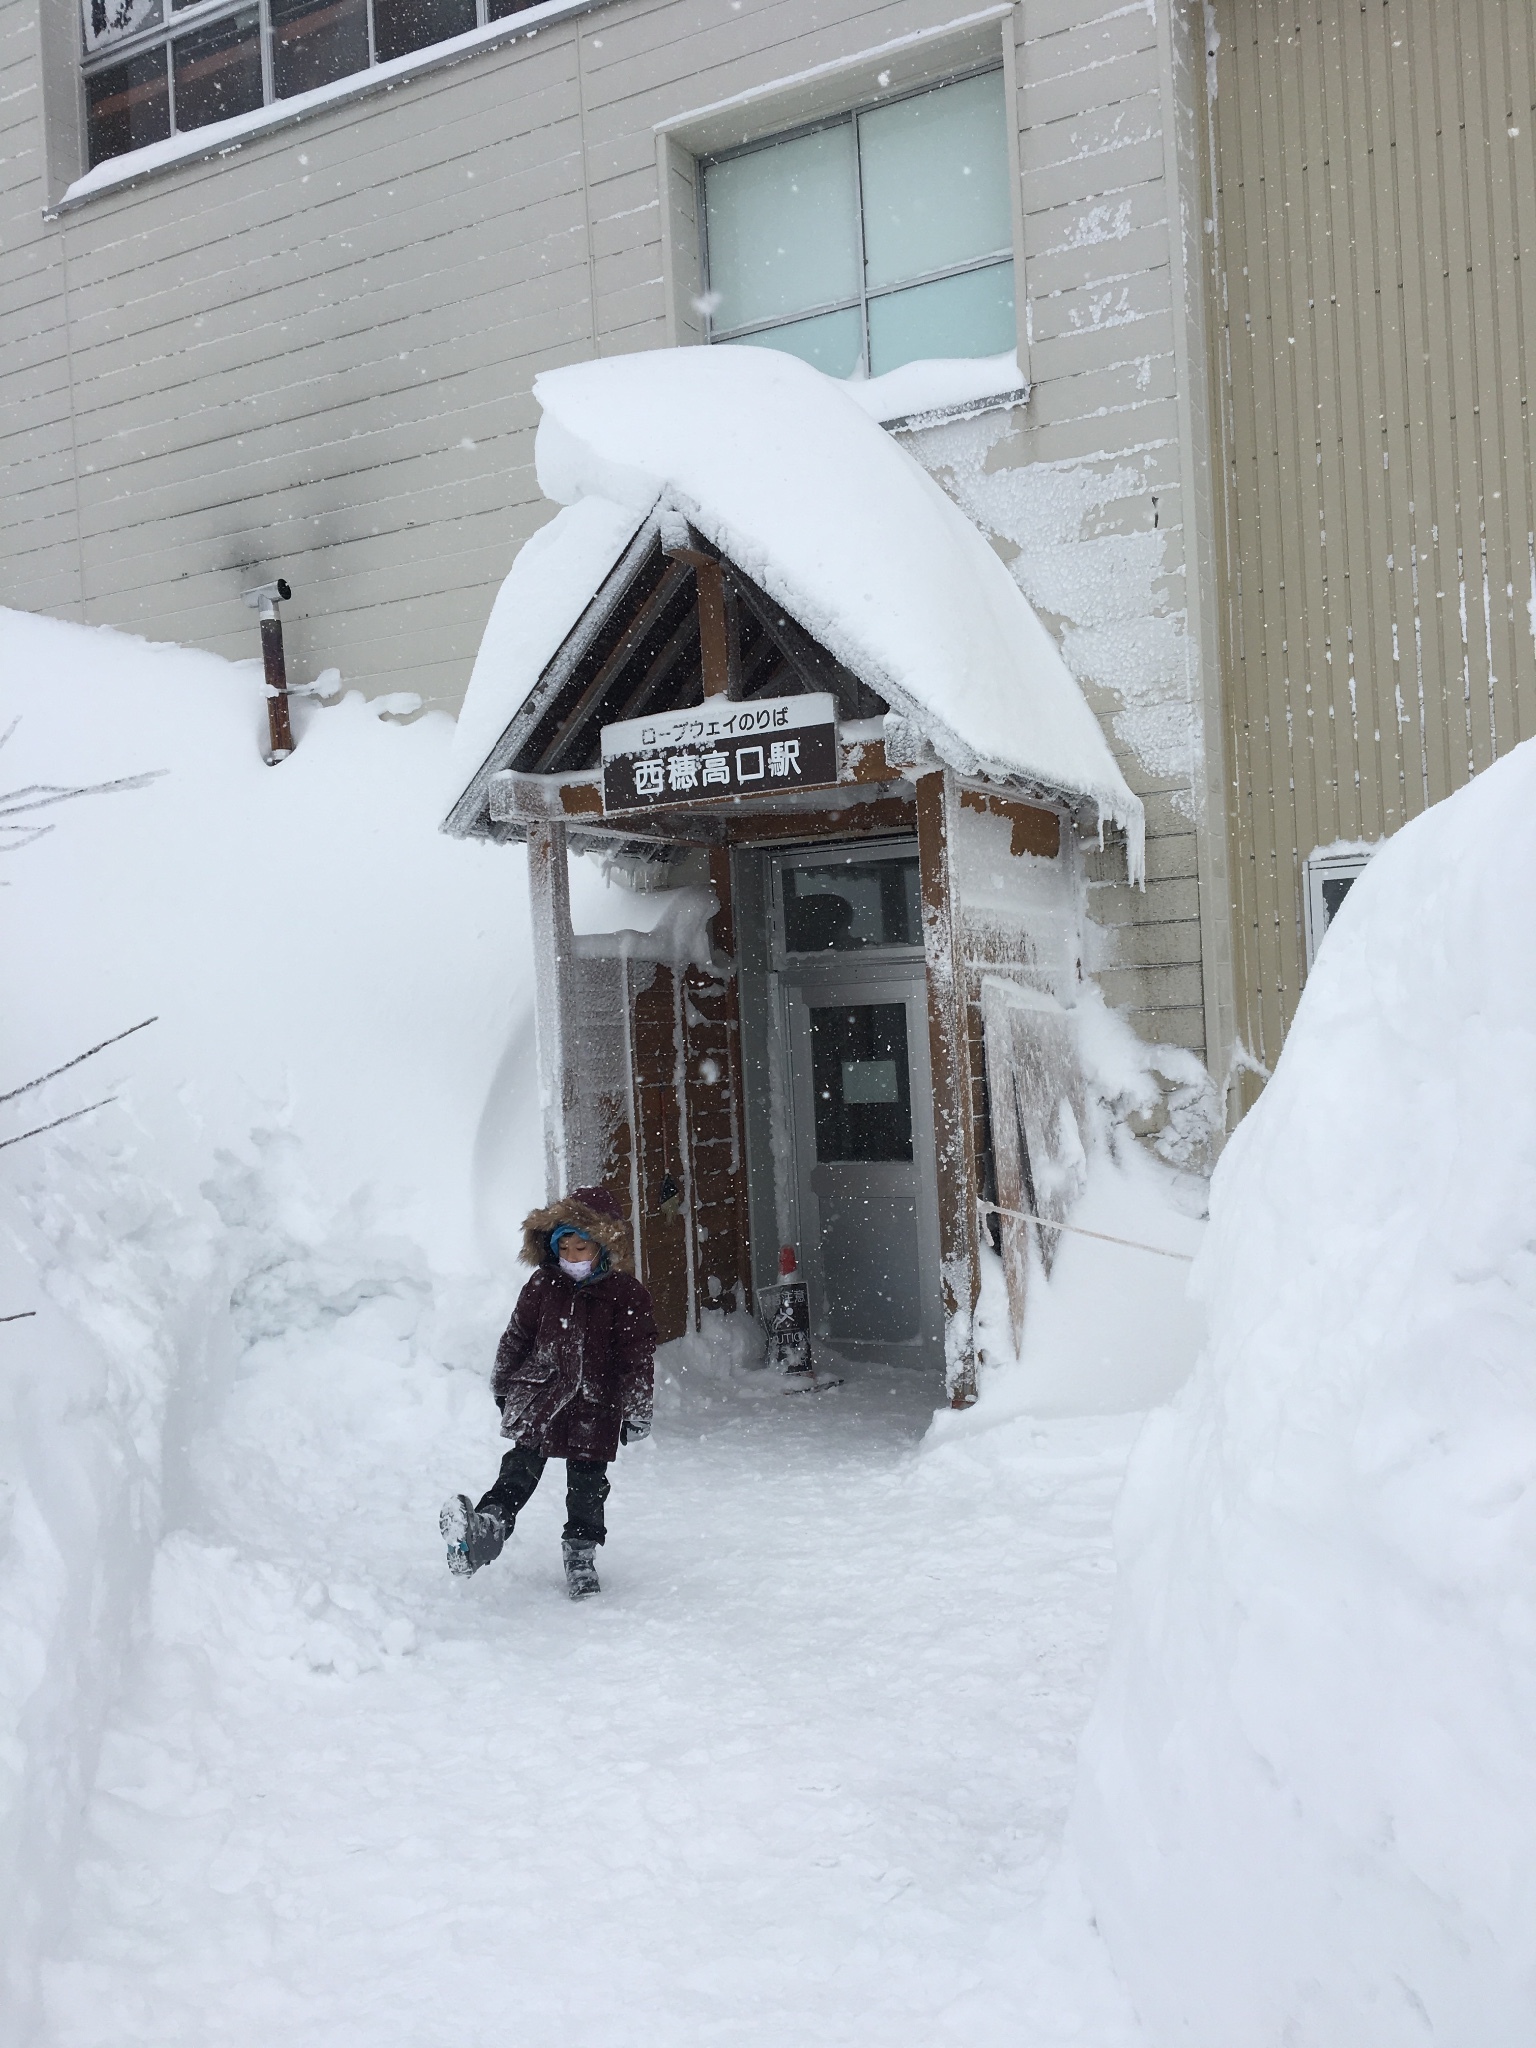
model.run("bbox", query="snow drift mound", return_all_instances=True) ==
[0,608,535,2030]
[1072,740,1536,2046]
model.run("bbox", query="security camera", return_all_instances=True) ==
[243,578,292,610]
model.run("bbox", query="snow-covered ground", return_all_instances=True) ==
[39,1287,1144,2046]
[3,607,1207,2045]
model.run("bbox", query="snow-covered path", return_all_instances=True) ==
[37,1275,1144,2047]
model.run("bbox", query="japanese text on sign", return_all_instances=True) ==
[599,693,838,816]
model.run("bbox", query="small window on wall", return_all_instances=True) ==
[700,68,1016,380]
[80,0,538,170]
[1302,845,1377,968]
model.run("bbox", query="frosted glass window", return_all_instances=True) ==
[859,70,1013,289]
[727,308,863,379]
[703,126,860,334]
[703,68,1016,380]
[867,261,1016,375]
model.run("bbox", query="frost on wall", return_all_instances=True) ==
[903,404,1215,1096]
[905,409,1202,822]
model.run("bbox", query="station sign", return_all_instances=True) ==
[600,692,838,816]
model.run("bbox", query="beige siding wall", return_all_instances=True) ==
[909,0,1226,1060]
[1209,0,1536,1092]
[1,0,1227,1063]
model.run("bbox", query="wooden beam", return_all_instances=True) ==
[737,634,785,701]
[489,772,603,825]
[728,795,916,844]
[840,735,894,786]
[532,560,692,773]
[507,781,915,844]
[914,768,981,1407]
[444,516,660,840]
[664,538,741,701]
[527,819,576,1201]
[732,573,873,709]
[612,605,701,725]
[696,562,738,697]
[957,786,1062,859]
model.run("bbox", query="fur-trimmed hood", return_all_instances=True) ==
[520,1186,633,1274]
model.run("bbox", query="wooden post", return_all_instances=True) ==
[526,819,575,1202]
[688,844,753,1316]
[258,614,296,761]
[914,768,981,1406]
[663,537,739,698]
[696,562,733,697]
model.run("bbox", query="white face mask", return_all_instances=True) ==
[559,1253,595,1280]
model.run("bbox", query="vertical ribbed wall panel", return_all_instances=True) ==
[1210,0,1536,1082]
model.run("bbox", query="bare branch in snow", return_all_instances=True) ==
[0,769,167,823]
[0,1016,158,1108]
[0,1097,118,1152]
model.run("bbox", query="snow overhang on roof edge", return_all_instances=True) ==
[445,349,1145,880]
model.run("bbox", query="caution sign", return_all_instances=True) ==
[600,693,838,816]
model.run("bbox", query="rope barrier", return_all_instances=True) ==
[977,1199,1196,1264]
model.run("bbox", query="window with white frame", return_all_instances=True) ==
[700,68,1016,381]
[80,0,539,169]
[1302,844,1377,967]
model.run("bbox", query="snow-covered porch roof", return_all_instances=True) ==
[445,347,1142,870]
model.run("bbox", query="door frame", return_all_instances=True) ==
[770,839,943,1369]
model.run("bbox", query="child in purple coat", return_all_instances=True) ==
[441,1186,656,1599]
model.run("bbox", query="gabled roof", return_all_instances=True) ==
[446,505,889,839]
[447,347,1143,870]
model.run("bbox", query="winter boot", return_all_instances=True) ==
[562,1537,601,1600]
[441,1495,507,1577]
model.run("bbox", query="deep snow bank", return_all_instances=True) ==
[1072,741,1536,2045]
[0,609,535,2031]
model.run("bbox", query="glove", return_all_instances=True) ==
[621,1417,651,1445]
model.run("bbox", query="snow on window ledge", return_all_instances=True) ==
[56,0,607,211]
[840,353,1028,430]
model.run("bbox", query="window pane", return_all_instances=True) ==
[858,71,1013,291]
[704,124,859,334]
[867,259,1015,375]
[172,7,263,131]
[86,45,170,164]
[373,0,476,64]
[724,308,863,380]
[809,1004,913,1163]
[272,0,368,96]
[487,0,540,15]
[82,0,162,56]
[783,857,921,951]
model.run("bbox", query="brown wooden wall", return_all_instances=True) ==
[622,947,752,1346]
[1208,0,1536,1091]
[627,961,691,1344]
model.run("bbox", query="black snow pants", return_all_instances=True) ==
[478,1446,611,1546]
